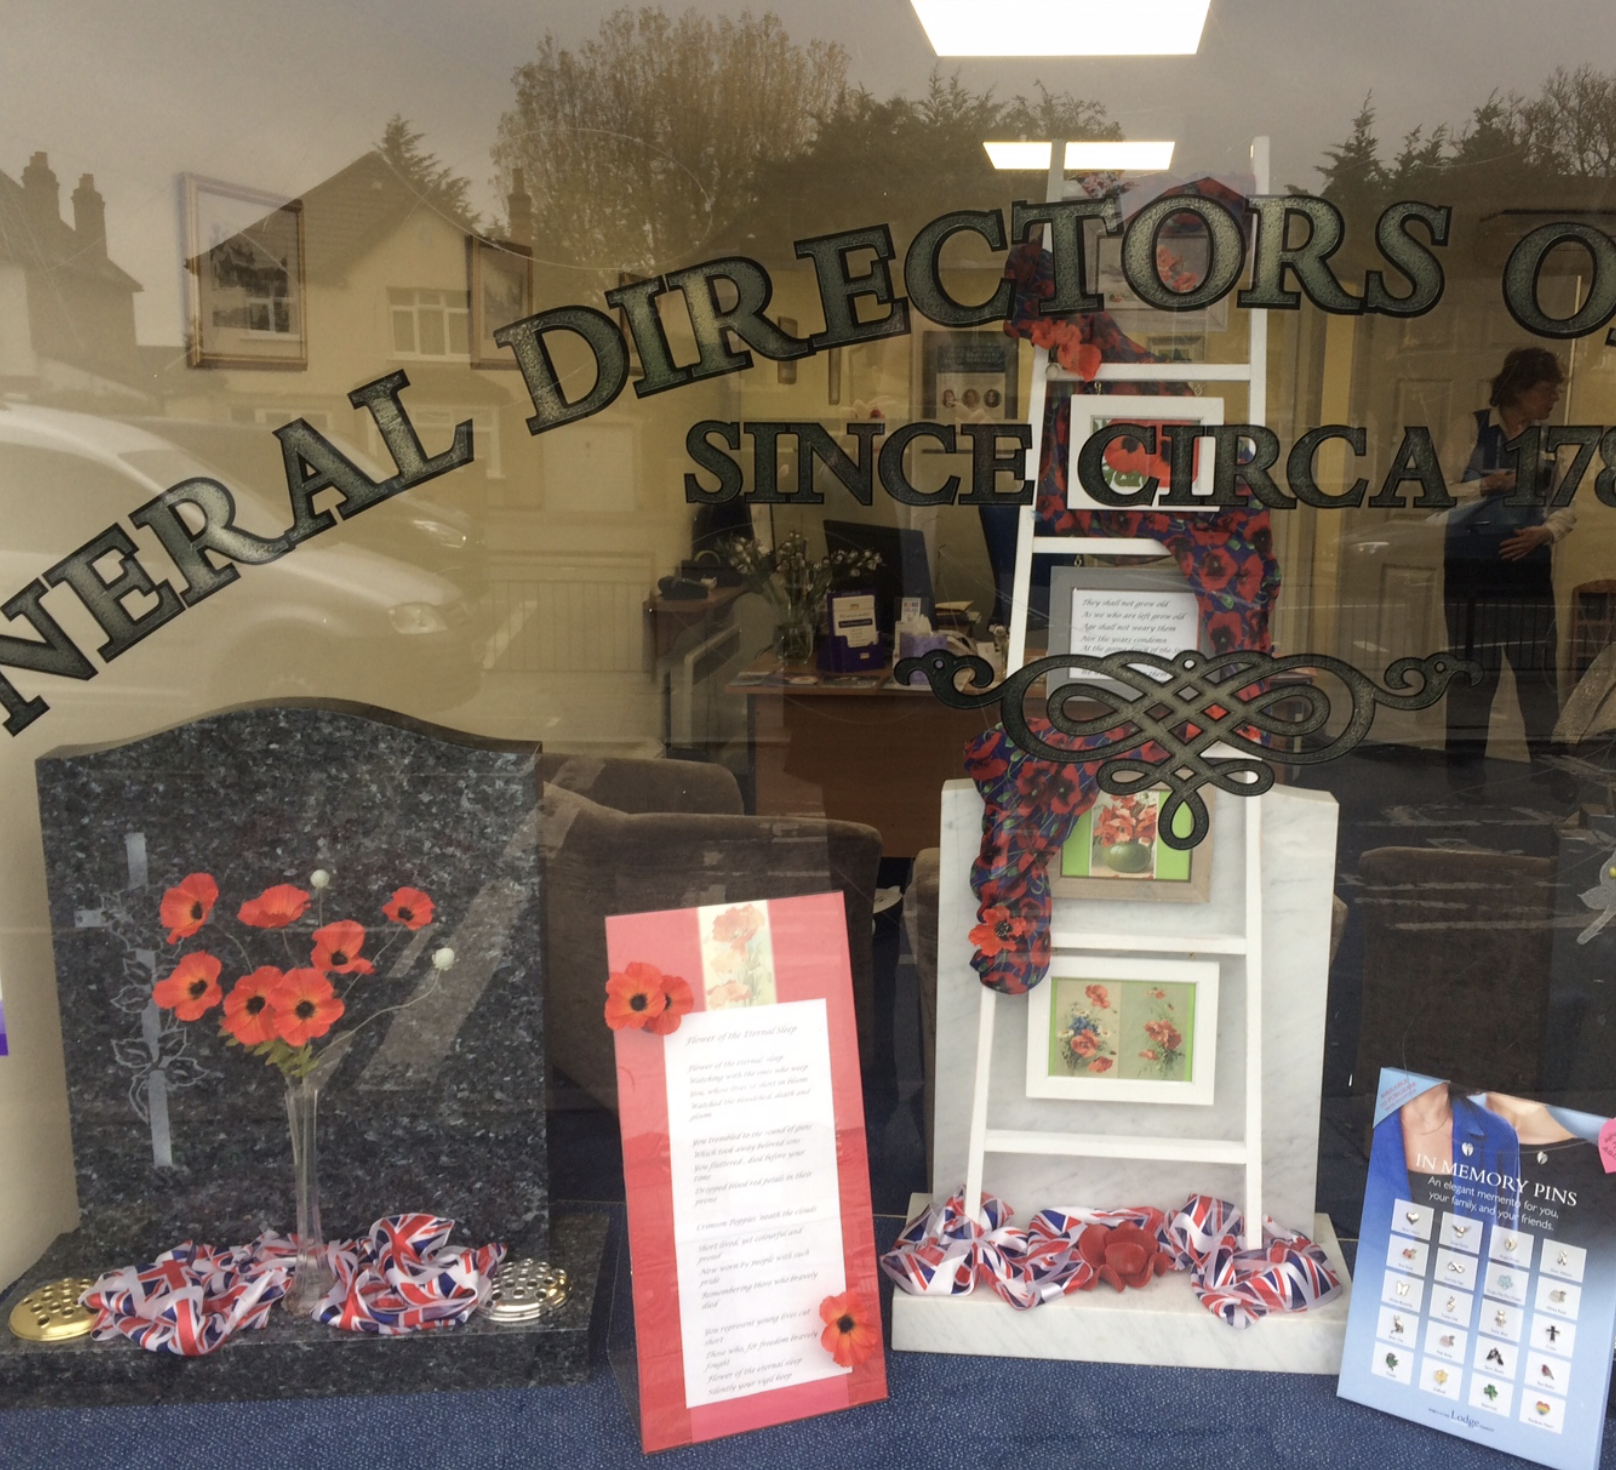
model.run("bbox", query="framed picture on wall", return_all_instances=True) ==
[1051,788,1213,903]
[184,175,306,369]
[1026,955,1219,1105]
[1066,393,1223,512]
[469,237,531,368]
[920,330,1017,425]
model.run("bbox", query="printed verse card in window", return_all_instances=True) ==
[606,892,887,1452]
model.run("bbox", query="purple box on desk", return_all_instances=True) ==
[818,590,886,672]
[896,631,950,684]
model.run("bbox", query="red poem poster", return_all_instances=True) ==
[607,892,888,1452]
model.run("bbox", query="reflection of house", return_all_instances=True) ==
[175,150,533,487]
[0,152,147,402]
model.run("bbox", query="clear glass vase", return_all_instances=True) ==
[774,607,815,665]
[284,1074,336,1315]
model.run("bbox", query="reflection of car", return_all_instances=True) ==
[0,404,483,725]
[117,416,487,601]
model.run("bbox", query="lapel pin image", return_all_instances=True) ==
[1550,1289,1567,1304]
[1555,1250,1569,1268]
[1432,1368,1449,1387]
[1452,1223,1470,1238]
[1486,1347,1505,1366]
[1495,1309,1509,1329]
[1395,1281,1410,1299]
[1483,1384,1499,1402]
[1404,1209,1420,1225]
[1504,1236,1518,1253]
[1385,1352,1400,1372]
[1535,1400,1552,1417]
[1499,1274,1515,1291]
[1439,1333,1455,1348]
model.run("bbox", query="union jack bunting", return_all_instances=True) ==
[882,1189,1340,1326]
[312,1213,504,1335]
[81,1215,505,1354]
[81,1236,295,1355]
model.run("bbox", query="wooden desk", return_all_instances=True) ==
[728,660,998,857]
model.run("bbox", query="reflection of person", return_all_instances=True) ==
[1442,349,1575,787]
[962,388,980,410]
[1367,1082,1521,1229]
[985,388,1002,410]
[941,388,957,411]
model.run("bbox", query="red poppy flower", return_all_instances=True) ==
[1077,1222,1172,1291]
[968,905,1033,958]
[160,873,218,944]
[1055,337,1103,381]
[1084,984,1110,1010]
[1144,1020,1183,1051]
[604,961,669,1031]
[818,1289,878,1367]
[1198,547,1235,594]
[710,904,763,945]
[221,967,285,1046]
[1088,1057,1115,1073]
[1070,1030,1099,1058]
[645,972,695,1036]
[1139,1049,1159,1061]
[383,887,434,930]
[1207,610,1245,655]
[153,951,223,1020]
[311,919,373,976]
[270,968,345,1046]
[238,883,311,929]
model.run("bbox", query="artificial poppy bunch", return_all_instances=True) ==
[153,869,452,1080]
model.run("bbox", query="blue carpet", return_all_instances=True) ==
[5,1213,1612,1470]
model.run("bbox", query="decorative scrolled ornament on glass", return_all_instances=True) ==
[898,646,1477,996]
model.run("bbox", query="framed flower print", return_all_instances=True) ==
[1051,787,1213,903]
[1066,393,1223,513]
[1026,955,1219,1106]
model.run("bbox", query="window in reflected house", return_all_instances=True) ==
[390,288,470,359]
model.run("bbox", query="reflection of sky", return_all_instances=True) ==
[11,0,1611,342]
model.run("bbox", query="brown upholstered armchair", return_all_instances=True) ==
[537,754,883,1112]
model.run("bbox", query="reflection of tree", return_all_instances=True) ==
[744,72,1121,248]
[1318,67,1616,201]
[492,8,849,275]
[379,115,480,230]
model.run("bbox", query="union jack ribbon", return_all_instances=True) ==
[881,1190,1340,1326]
[81,1236,296,1355]
[312,1213,504,1335]
[81,1216,505,1354]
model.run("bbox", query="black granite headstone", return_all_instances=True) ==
[0,703,603,1404]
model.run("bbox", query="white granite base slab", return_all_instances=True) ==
[891,1195,1354,1375]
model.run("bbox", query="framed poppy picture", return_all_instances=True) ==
[1066,392,1224,513]
[1026,955,1219,1105]
[1051,788,1213,903]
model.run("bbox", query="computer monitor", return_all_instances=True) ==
[822,520,934,639]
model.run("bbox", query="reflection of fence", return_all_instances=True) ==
[483,554,651,674]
